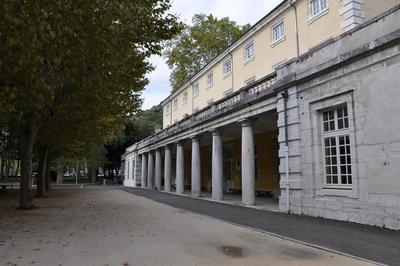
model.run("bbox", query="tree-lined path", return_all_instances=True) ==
[0,187,371,266]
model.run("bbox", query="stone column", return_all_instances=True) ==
[141,153,147,188]
[212,129,223,201]
[241,119,255,205]
[155,149,162,190]
[176,142,185,194]
[164,146,172,192]
[132,156,137,186]
[147,151,154,189]
[191,136,201,197]
[135,155,141,187]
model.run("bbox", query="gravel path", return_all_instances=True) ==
[0,188,372,266]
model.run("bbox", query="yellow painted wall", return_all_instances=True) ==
[162,0,400,128]
[296,0,344,54]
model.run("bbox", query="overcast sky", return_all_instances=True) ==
[141,0,282,109]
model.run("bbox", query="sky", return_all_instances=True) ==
[141,0,282,109]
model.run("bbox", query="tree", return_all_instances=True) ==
[104,105,163,177]
[165,14,251,91]
[0,1,181,208]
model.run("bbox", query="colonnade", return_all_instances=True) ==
[136,119,256,205]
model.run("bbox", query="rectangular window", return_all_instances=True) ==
[183,91,188,105]
[223,88,233,97]
[309,0,328,18]
[272,21,285,43]
[206,72,213,88]
[223,58,232,76]
[322,105,352,187]
[244,41,255,62]
[165,104,170,116]
[173,99,178,111]
[192,82,199,97]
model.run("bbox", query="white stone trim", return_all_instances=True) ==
[340,0,365,31]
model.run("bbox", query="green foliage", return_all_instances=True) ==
[0,1,181,206]
[165,14,251,91]
[104,105,162,176]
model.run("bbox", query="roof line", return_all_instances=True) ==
[160,0,289,105]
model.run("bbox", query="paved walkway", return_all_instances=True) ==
[125,187,400,265]
[0,188,370,266]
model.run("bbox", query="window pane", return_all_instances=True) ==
[329,121,335,131]
[320,0,327,10]
[338,119,343,129]
[322,106,352,187]
[340,156,346,165]
[325,157,331,165]
[332,166,337,175]
[323,112,328,121]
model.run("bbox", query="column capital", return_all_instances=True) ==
[239,118,255,127]
[211,128,222,136]
[191,135,200,142]
[164,144,171,150]
[176,141,183,147]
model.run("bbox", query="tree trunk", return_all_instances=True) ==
[91,166,96,183]
[45,157,50,191]
[56,158,64,184]
[75,161,79,185]
[36,146,48,197]
[0,157,3,180]
[19,118,37,209]
[5,157,10,179]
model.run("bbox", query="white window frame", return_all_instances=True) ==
[165,104,170,116]
[271,20,285,46]
[182,91,188,105]
[321,105,352,189]
[310,92,358,198]
[308,0,328,23]
[206,72,213,88]
[173,99,178,111]
[192,82,199,98]
[243,41,255,64]
[223,57,232,77]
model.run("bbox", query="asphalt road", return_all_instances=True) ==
[124,187,400,265]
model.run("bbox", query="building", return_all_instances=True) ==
[123,0,400,230]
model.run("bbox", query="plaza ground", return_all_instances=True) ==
[0,186,376,266]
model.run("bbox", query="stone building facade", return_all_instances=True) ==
[123,4,400,229]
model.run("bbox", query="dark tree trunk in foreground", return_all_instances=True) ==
[0,157,4,180]
[45,158,50,191]
[19,118,37,209]
[36,146,48,197]
[56,158,64,184]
